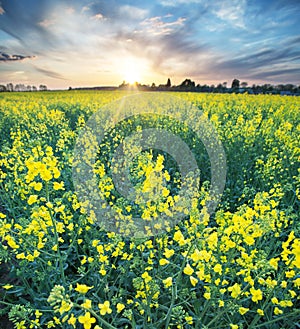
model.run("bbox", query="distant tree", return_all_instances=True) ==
[261,84,272,93]
[6,83,14,92]
[68,86,72,90]
[231,79,240,89]
[222,81,227,88]
[119,81,128,89]
[276,84,285,92]
[32,86,37,92]
[241,81,248,88]
[166,78,171,88]
[39,84,48,91]
[151,83,156,88]
[15,84,26,92]
[26,85,32,92]
[0,85,7,92]
[285,84,295,91]
[180,79,195,90]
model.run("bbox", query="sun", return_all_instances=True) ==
[120,58,144,85]
[124,70,140,85]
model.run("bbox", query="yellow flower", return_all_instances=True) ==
[53,167,60,179]
[286,270,295,278]
[159,258,169,266]
[257,308,264,316]
[33,182,43,191]
[162,187,169,197]
[190,249,202,262]
[16,320,26,329]
[213,263,222,275]
[228,283,241,299]
[59,300,73,315]
[279,300,293,307]
[68,314,76,328]
[40,168,52,181]
[82,299,92,309]
[2,284,13,290]
[163,248,174,258]
[190,276,198,287]
[116,303,125,313]
[53,181,65,190]
[141,271,152,283]
[28,194,38,205]
[75,283,94,294]
[35,310,42,318]
[173,230,186,245]
[163,277,173,288]
[99,268,106,276]
[185,316,193,324]
[230,325,239,329]
[78,312,96,329]
[204,292,211,300]
[269,257,279,270]
[250,287,263,303]
[239,307,249,315]
[5,236,19,249]
[293,278,300,288]
[183,264,194,276]
[274,307,283,315]
[289,289,296,298]
[98,301,112,316]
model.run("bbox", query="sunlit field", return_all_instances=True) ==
[0,91,299,329]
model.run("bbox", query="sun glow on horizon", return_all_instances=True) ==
[120,57,148,85]
[124,70,140,84]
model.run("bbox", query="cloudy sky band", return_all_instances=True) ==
[0,0,299,88]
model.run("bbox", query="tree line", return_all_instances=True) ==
[119,78,300,95]
[2,79,300,95]
[0,83,48,92]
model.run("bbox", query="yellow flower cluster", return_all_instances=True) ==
[0,91,299,328]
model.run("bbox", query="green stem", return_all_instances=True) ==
[46,182,66,285]
[164,241,194,329]
[0,301,52,313]
[254,310,300,328]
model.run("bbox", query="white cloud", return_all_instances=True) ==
[119,5,148,20]
[214,0,247,29]
[66,7,75,15]
[160,0,204,7]
[140,16,186,36]
[92,13,105,20]
[81,5,90,13]
[38,19,55,28]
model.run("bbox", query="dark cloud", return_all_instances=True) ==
[215,47,300,72]
[0,0,60,50]
[200,32,300,83]
[249,67,300,80]
[0,52,35,61]
[34,66,67,80]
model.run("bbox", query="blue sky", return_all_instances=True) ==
[0,0,299,89]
